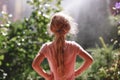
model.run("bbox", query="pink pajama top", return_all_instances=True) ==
[39,41,84,80]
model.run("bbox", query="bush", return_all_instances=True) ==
[78,37,120,80]
[0,0,61,80]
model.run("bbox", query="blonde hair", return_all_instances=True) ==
[49,12,77,77]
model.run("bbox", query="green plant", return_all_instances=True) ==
[98,51,120,80]
[0,0,61,80]
[78,37,119,80]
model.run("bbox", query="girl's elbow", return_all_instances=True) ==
[89,57,94,64]
[85,56,93,64]
[32,62,37,69]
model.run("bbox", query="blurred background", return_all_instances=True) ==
[0,0,119,48]
[0,0,120,80]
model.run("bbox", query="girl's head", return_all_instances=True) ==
[49,13,74,37]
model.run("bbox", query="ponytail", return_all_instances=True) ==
[55,34,65,76]
[49,13,71,77]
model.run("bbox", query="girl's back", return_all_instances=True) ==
[42,41,81,80]
[32,12,93,80]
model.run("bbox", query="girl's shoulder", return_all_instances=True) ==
[39,42,52,53]
[66,40,80,47]
[42,42,52,46]
[42,42,54,49]
[40,42,52,50]
[65,41,82,50]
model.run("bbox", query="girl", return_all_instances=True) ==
[32,12,93,80]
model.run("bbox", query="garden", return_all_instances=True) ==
[0,0,120,80]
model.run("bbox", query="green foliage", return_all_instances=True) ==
[78,37,120,80]
[110,11,120,49]
[98,52,120,80]
[0,0,61,80]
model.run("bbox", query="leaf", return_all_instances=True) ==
[0,55,4,60]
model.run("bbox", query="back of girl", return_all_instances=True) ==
[32,12,93,80]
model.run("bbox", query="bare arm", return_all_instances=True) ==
[32,53,52,80]
[75,47,93,77]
